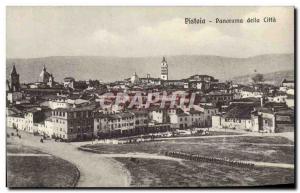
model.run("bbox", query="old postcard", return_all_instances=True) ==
[6,6,295,188]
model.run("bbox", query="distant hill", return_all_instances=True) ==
[6,54,294,83]
[231,70,294,86]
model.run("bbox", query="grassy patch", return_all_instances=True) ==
[82,135,295,187]
[84,136,294,164]
[7,144,42,154]
[115,157,294,187]
[6,145,79,188]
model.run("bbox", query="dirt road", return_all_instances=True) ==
[8,128,131,187]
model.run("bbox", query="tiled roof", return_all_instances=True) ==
[224,103,255,119]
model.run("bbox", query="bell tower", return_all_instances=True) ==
[10,64,20,92]
[161,57,168,80]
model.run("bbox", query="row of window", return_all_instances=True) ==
[52,111,92,118]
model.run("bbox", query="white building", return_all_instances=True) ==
[7,92,23,103]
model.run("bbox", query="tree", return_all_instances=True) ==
[252,73,264,83]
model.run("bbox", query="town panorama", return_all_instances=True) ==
[6,6,295,188]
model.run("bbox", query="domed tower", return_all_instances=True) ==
[39,65,51,83]
[161,57,168,80]
[10,64,20,92]
[130,72,140,84]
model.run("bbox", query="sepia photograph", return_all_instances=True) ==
[5,6,295,188]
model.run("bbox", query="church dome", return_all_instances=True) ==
[130,72,140,84]
[39,65,51,83]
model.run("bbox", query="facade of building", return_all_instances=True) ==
[194,104,219,127]
[49,105,95,140]
[7,107,46,133]
[94,112,135,136]
[211,103,259,132]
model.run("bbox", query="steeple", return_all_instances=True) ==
[10,63,20,92]
[11,64,17,75]
[161,57,168,80]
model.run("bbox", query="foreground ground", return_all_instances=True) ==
[6,128,130,187]
[6,127,295,187]
[82,134,295,187]
[7,143,79,187]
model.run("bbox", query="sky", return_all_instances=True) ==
[6,6,294,58]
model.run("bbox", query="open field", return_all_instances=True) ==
[115,158,294,187]
[82,135,295,187]
[83,136,294,164]
[7,143,79,188]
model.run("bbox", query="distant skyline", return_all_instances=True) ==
[7,6,294,59]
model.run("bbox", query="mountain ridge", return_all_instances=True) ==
[6,53,294,83]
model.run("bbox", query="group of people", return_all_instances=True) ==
[164,151,255,169]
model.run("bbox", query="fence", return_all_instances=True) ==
[164,151,255,169]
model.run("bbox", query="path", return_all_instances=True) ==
[8,128,131,187]
[81,150,294,170]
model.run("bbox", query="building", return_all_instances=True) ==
[49,105,95,141]
[7,107,48,133]
[7,92,23,104]
[169,110,191,129]
[257,108,294,133]
[183,75,219,91]
[205,92,234,105]
[149,108,167,123]
[130,72,140,84]
[281,79,294,89]
[7,65,23,103]
[45,97,90,110]
[194,104,219,127]
[212,103,259,132]
[9,64,20,92]
[39,65,55,87]
[63,77,88,90]
[168,108,204,129]
[239,87,263,98]
[140,74,161,86]
[162,80,185,88]
[94,112,135,137]
[131,109,149,133]
[161,57,168,80]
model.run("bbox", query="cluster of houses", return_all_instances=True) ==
[6,58,295,141]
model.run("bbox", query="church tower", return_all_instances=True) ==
[39,65,51,83]
[10,64,20,92]
[161,57,168,80]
